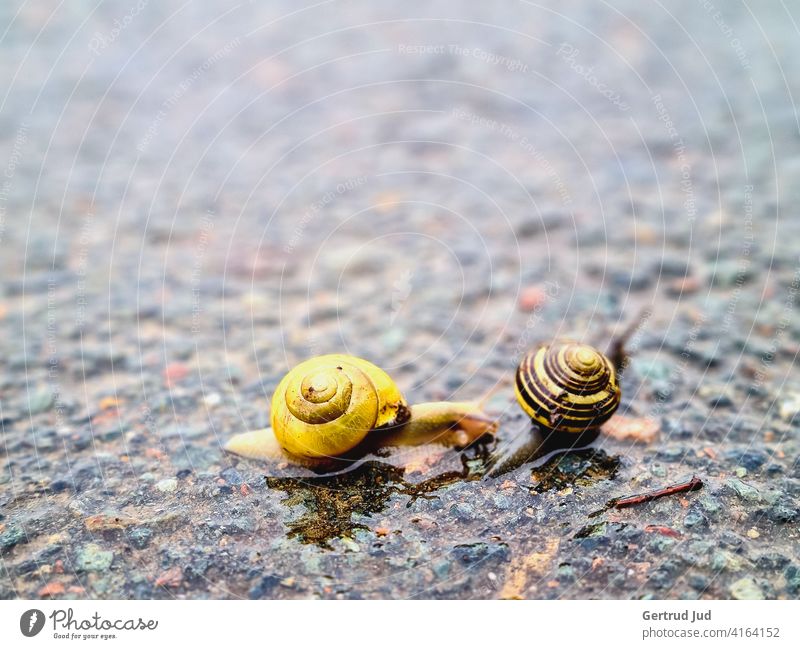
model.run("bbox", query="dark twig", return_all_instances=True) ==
[612,476,703,509]
[589,476,703,517]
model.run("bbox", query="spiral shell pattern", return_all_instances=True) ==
[271,354,408,460]
[515,341,621,433]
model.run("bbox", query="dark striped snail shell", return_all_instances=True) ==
[515,340,621,433]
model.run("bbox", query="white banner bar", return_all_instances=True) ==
[1,600,798,648]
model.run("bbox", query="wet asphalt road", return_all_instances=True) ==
[1,1,799,599]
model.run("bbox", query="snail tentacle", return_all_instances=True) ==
[385,401,498,448]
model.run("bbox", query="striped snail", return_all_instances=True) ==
[515,340,621,433]
[225,354,498,469]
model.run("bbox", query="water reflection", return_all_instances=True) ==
[265,425,620,548]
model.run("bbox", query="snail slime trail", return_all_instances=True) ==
[266,454,489,548]
[528,448,620,494]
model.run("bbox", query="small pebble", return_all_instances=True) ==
[451,502,476,522]
[778,394,800,422]
[665,276,700,297]
[29,390,55,415]
[128,528,153,549]
[730,577,764,600]
[38,582,66,598]
[726,478,761,502]
[156,478,178,493]
[340,537,360,552]
[518,285,550,312]
[602,415,659,444]
[0,525,27,553]
[75,544,114,572]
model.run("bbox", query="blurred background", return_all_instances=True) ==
[1,1,799,600]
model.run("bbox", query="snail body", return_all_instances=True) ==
[226,354,497,468]
[515,341,620,433]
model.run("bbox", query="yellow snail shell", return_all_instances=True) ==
[515,341,621,433]
[271,354,408,460]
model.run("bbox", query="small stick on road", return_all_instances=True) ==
[612,476,703,509]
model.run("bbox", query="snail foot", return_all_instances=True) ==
[224,427,285,462]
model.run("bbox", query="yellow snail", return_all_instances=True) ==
[225,354,498,468]
[515,340,621,433]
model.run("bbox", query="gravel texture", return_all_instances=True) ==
[1,0,799,599]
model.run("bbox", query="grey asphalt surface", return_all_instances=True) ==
[1,0,799,599]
